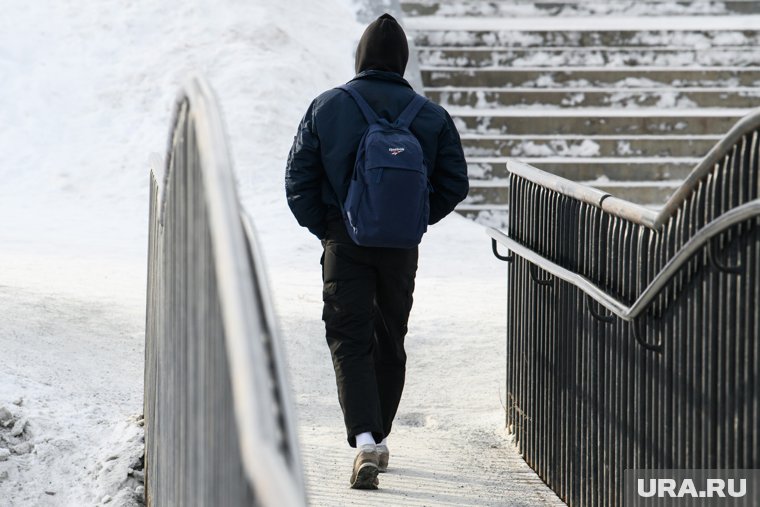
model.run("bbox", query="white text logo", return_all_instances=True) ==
[637,478,746,498]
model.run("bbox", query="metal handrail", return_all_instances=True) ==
[240,210,305,478]
[491,107,760,323]
[145,75,306,507]
[182,77,304,507]
[506,107,760,231]
[508,159,660,229]
[492,63,759,507]
[659,106,760,226]
[488,198,759,321]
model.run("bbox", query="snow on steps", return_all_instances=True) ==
[418,47,760,68]
[450,108,748,136]
[460,134,721,158]
[467,156,700,181]
[399,1,757,222]
[422,67,760,87]
[413,28,760,48]
[402,0,760,18]
[405,15,760,33]
[464,178,682,206]
[426,87,760,109]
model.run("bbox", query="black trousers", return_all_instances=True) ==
[321,219,418,447]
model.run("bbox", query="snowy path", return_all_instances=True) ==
[0,220,565,507]
[268,216,563,506]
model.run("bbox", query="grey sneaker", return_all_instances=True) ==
[376,443,389,473]
[349,444,380,489]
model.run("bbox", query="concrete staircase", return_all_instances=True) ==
[400,0,760,224]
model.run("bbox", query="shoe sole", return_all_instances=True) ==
[350,462,379,490]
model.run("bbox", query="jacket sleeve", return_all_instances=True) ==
[429,111,469,225]
[285,100,328,239]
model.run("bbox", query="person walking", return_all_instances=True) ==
[285,13,468,490]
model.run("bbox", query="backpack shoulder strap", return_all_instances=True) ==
[394,94,428,129]
[337,85,379,124]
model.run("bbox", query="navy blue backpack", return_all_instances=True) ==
[337,84,430,248]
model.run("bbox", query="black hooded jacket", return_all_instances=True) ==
[285,14,468,239]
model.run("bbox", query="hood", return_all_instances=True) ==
[354,13,409,76]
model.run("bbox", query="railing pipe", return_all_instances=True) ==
[185,77,304,507]
[489,197,760,322]
[658,107,760,226]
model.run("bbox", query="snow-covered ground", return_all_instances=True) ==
[0,0,560,505]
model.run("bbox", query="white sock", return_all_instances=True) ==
[379,438,388,448]
[355,432,375,448]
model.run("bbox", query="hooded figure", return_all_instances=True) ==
[354,13,409,76]
[285,12,468,491]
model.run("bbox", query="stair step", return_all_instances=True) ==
[412,29,760,48]
[456,203,509,211]
[406,15,760,32]
[427,87,760,108]
[402,1,760,17]
[454,207,508,227]
[460,135,719,158]
[463,179,681,206]
[405,5,756,217]
[467,157,697,181]
[462,185,511,205]
[421,67,760,87]
[591,180,681,203]
[418,47,760,68]
[450,108,748,135]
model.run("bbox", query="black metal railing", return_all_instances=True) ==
[145,76,306,506]
[489,109,760,506]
